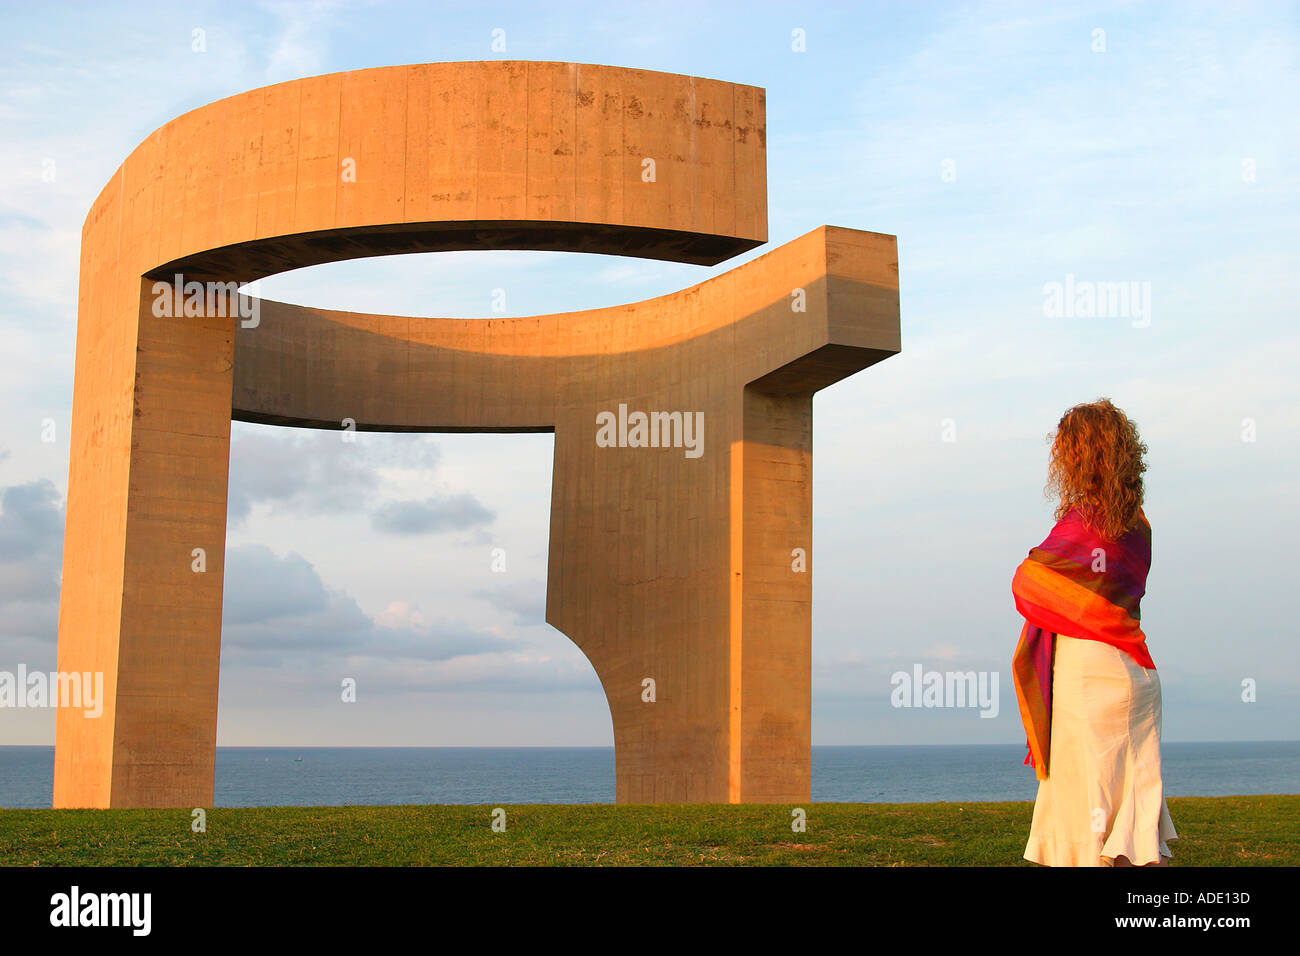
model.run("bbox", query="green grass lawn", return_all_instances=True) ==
[1,795,1295,866]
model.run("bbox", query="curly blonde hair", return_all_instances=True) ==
[1044,398,1147,540]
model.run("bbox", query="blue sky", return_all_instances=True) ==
[0,0,1296,748]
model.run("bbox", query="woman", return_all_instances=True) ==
[1011,398,1177,867]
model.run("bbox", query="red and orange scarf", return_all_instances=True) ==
[1011,507,1153,779]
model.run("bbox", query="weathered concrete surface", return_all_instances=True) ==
[54,61,900,808]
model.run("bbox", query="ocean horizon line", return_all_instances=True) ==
[3,741,1296,807]
[3,740,1297,749]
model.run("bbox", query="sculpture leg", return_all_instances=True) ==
[547,383,814,804]
[547,396,731,803]
[54,282,234,808]
[734,387,813,803]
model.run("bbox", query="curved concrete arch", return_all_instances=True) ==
[54,60,900,808]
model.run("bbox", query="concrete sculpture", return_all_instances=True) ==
[54,61,900,808]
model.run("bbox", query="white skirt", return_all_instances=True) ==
[1023,634,1178,866]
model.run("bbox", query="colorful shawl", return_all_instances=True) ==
[1011,506,1153,779]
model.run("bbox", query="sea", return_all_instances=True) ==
[1,741,1296,808]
